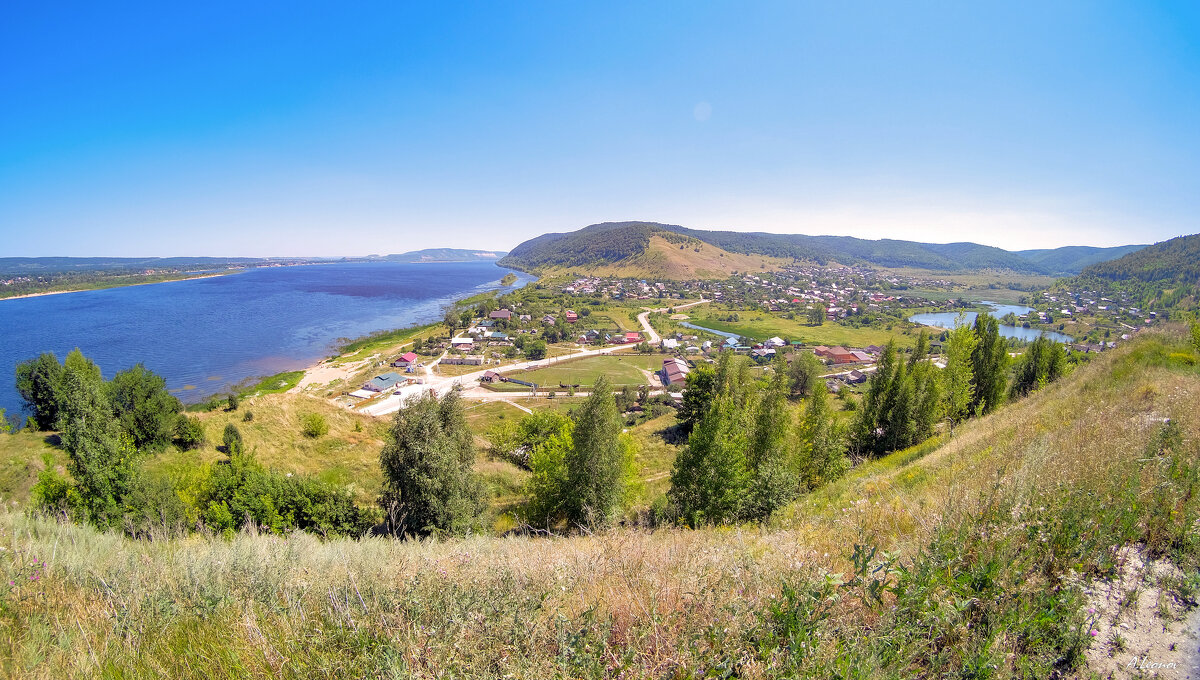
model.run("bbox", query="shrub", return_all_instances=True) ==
[227,393,239,411]
[301,413,329,438]
[222,423,243,454]
[242,410,254,422]
[174,415,206,450]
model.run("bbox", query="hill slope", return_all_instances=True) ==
[499,221,1140,276]
[1016,244,1147,274]
[382,248,506,263]
[3,329,1198,677]
[1078,232,1200,283]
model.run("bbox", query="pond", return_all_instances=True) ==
[908,302,1073,343]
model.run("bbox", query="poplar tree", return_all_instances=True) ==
[970,313,1009,416]
[563,376,627,528]
[943,315,978,426]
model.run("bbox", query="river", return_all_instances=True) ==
[0,261,531,415]
[908,302,1074,343]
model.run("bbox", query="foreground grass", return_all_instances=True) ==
[1,330,1198,678]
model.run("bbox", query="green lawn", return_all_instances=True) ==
[687,310,913,347]
[511,354,661,388]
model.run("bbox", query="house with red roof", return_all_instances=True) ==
[393,351,420,368]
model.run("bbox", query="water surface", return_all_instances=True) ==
[0,261,530,415]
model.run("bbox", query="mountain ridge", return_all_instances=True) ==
[499,221,1144,277]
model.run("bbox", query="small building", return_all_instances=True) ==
[393,352,419,368]
[765,337,786,348]
[661,338,679,350]
[450,337,475,350]
[662,357,690,386]
[541,314,557,325]
[442,355,485,366]
[624,332,642,344]
[489,309,512,320]
[846,369,867,384]
[364,372,404,392]
[480,371,502,384]
[565,310,579,323]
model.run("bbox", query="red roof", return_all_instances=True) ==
[399,352,418,363]
[625,332,641,342]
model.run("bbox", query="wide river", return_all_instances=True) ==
[0,261,531,415]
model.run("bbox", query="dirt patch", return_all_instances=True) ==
[1080,546,1200,678]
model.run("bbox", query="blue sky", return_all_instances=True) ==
[2,2,1198,256]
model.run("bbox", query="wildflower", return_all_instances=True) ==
[1088,607,1095,615]
[1090,630,1098,637]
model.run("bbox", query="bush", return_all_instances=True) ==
[174,416,206,450]
[222,423,243,454]
[242,410,254,422]
[227,393,239,411]
[301,413,329,438]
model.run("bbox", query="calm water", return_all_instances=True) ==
[0,261,530,415]
[908,302,1074,343]
[678,321,741,341]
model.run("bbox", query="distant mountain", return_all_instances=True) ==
[1077,233,1200,284]
[498,221,1140,277]
[1016,245,1147,275]
[0,256,271,276]
[382,249,506,263]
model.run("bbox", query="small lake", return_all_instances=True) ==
[908,302,1073,343]
[0,261,532,415]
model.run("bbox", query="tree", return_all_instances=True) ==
[174,415,206,450]
[908,331,943,442]
[56,368,137,527]
[942,314,978,426]
[107,363,181,450]
[444,307,461,335]
[797,381,846,489]
[222,423,244,455]
[677,362,717,435]
[807,306,825,326]
[969,313,1009,416]
[526,340,548,361]
[563,376,629,528]
[742,372,800,521]
[14,352,65,430]
[227,393,239,411]
[787,351,822,398]
[378,391,485,536]
[0,408,11,434]
[1011,336,1067,398]
[301,413,329,438]
[521,416,575,527]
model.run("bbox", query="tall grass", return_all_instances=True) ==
[0,330,1197,678]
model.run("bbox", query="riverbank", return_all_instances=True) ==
[0,271,235,302]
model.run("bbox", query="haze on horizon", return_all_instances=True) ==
[2,2,1198,258]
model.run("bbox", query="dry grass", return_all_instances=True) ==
[1,329,1198,677]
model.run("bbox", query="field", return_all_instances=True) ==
[498,354,661,389]
[2,329,1198,677]
[682,309,913,347]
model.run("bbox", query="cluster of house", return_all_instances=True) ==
[1036,288,1157,331]
[813,345,879,365]
[575,329,642,346]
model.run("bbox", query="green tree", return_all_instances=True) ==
[807,306,825,326]
[174,415,206,450]
[444,307,461,335]
[378,391,485,536]
[563,376,629,528]
[222,423,244,455]
[525,339,548,360]
[301,413,329,438]
[0,408,10,434]
[943,314,978,426]
[969,313,1009,416]
[56,367,138,527]
[227,393,239,411]
[677,362,717,435]
[1190,321,1200,352]
[797,381,846,490]
[107,363,181,450]
[1011,336,1067,398]
[521,416,575,528]
[786,351,823,398]
[908,331,943,442]
[14,352,65,430]
[742,372,799,521]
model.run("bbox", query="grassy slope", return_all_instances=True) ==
[2,329,1198,677]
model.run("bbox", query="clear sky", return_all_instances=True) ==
[2,2,1198,257]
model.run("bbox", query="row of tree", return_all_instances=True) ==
[667,353,847,526]
[851,313,1069,458]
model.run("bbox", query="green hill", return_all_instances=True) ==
[1016,244,1146,275]
[499,221,1139,276]
[1078,232,1200,284]
[382,248,506,263]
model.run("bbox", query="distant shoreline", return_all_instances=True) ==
[0,271,233,302]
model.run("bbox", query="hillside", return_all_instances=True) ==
[1079,232,1200,284]
[499,221,1140,276]
[539,233,791,279]
[1016,244,1147,275]
[2,329,1198,677]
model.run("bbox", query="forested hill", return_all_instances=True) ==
[1077,232,1200,284]
[381,248,506,263]
[498,221,1143,275]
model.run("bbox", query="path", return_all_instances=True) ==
[636,298,710,345]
